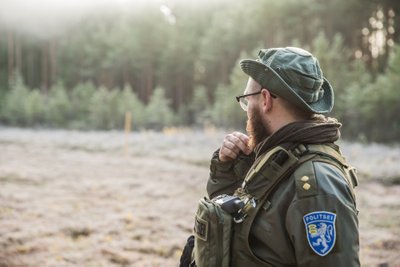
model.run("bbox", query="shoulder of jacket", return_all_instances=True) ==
[293,159,355,199]
[293,160,319,198]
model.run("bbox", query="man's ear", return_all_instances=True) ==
[260,89,273,112]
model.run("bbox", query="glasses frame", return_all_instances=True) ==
[235,89,277,111]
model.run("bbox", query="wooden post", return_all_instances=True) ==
[124,111,132,156]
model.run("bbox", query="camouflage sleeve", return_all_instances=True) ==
[206,149,255,199]
[285,161,360,267]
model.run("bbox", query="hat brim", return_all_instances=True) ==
[240,59,334,114]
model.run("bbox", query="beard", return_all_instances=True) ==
[246,106,271,151]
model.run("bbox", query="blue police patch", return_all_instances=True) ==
[303,211,336,256]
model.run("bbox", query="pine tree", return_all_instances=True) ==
[145,87,175,130]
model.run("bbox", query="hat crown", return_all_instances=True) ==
[258,47,325,104]
[239,46,334,114]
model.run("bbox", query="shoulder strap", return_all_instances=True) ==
[243,146,291,187]
[233,145,319,223]
[240,145,316,200]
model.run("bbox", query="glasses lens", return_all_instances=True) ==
[239,97,248,111]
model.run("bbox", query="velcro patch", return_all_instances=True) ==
[194,215,208,241]
[303,211,336,256]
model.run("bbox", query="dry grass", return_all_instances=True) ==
[0,127,399,267]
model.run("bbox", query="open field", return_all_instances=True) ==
[0,127,399,267]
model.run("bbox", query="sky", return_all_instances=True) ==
[0,0,166,39]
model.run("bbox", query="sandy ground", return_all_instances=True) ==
[0,127,399,267]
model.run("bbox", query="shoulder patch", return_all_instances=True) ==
[194,215,208,241]
[303,211,336,256]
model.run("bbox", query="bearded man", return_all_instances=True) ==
[190,47,360,267]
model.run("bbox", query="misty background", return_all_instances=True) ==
[1,1,400,266]
[0,0,399,142]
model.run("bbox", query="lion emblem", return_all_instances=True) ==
[303,211,336,256]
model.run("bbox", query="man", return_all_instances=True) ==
[193,47,359,266]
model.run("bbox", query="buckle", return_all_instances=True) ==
[293,144,309,157]
[233,197,256,223]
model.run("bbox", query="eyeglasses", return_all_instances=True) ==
[236,90,277,111]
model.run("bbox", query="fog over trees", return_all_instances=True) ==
[0,0,399,142]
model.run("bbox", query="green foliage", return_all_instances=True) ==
[1,73,31,125]
[359,46,400,142]
[68,82,96,129]
[89,86,120,130]
[1,77,174,131]
[189,86,211,126]
[336,58,371,136]
[46,82,72,127]
[117,85,145,130]
[25,90,45,126]
[0,0,399,141]
[209,84,234,128]
[176,104,191,126]
[209,54,249,129]
[338,45,400,142]
[145,87,175,130]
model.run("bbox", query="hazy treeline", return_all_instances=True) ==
[0,0,399,142]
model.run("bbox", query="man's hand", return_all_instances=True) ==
[219,132,252,162]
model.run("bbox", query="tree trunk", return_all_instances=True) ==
[27,49,35,88]
[146,60,153,102]
[122,63,130,88]
[175,71,184,110]
[41,42,49,94]
[15,35,22,76]
[49,39,57,87]
[220,56,229,85]
[8,32,14,86]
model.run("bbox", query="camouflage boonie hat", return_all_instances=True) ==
[240,47,334,114]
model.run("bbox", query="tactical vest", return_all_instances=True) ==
[193,143,358,267]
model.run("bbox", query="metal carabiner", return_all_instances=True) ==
[233,198,256,223]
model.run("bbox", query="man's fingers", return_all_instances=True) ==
[219,132,252,162]
[219,145,238,161]
[232,132,249,143]
[230,132,251,154]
